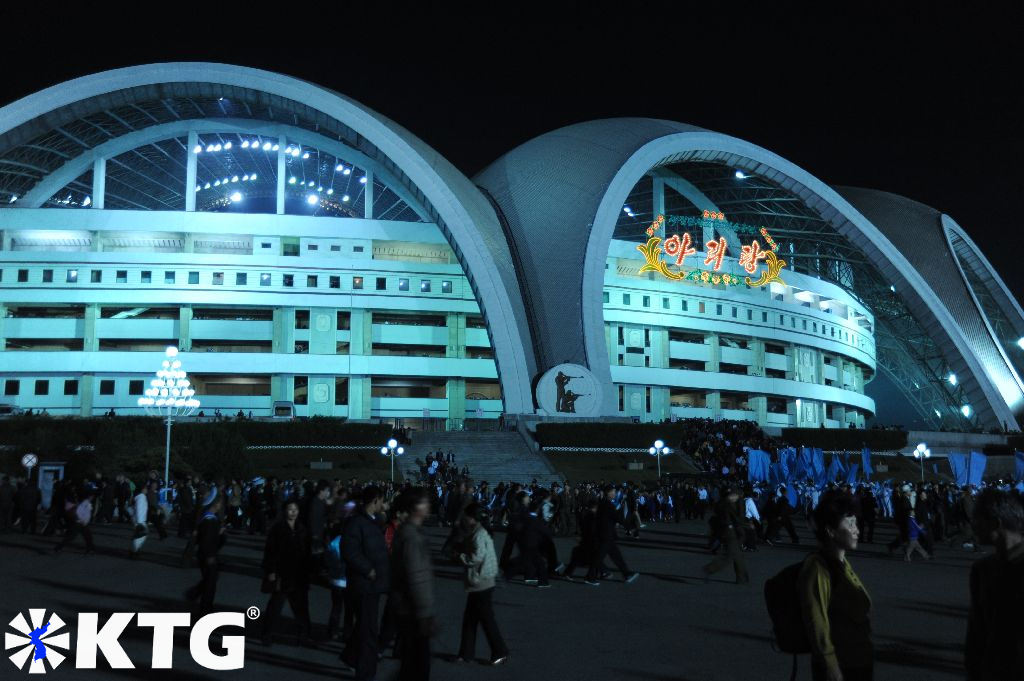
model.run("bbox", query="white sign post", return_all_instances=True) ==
[21,453,38,476]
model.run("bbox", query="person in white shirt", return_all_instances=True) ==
[742,487,761,551]
[130,484,149,557]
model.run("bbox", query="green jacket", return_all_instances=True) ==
[798,552,872,672]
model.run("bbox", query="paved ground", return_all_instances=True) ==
[0,515,973,680]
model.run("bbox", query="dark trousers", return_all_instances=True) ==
[811,656,872,681]
[328,587,354,639]
[768,516,799,543]
[19,508,37,533]
[586,540,629,580]
[0,503,12,531]
[56,521,94,552]
[703,536,749,583]
[396,614,431,681]
[262,585,311,641]
[459,587,508,661]
[187,561,219,615]
[342,591,380,681]
[521,545,547,584]
[378,594,398,650]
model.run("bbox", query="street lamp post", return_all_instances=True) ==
[913,442,931,482]
[137,347,200,500]
[648,439,672,479]
[380,438,405,483]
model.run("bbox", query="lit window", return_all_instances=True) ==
[260,273,271,286]
[353,277,363,290]
[398,278,409,291]
[236,273,248,286]
[420,280,431,293]
[441,280,452,294]
[67,269,79,283]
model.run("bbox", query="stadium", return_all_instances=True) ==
[0,62,1021,434]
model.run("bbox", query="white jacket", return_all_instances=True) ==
[133,493,148,526]
[460,525,498,592]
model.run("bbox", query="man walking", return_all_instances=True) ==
[185,490,226,615]
[701,487,749,584]
[341,486,390,681]
[585,485,639,585]
[391,488,436,680]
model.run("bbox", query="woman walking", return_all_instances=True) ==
[456,502,509,666]
[260,499,312,647]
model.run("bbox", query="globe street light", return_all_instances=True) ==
[137,346,200,500]
[648,439,672,479]
[913,442,931,482]
[381,438,405,482]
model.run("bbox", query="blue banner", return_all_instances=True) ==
[1016,451,1024,482]
[747,449,770,482]
[948,453,968,486]
[845,463,860,485]
[968,451,987,487]
[769,462,785,486]
[861,447,873,478]
[795,447,812,479]
[786,485,799,508]
[812,448,826,484]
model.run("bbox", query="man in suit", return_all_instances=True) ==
[585,485,639,585]
[341,486,390,681]
[701,487,749,584]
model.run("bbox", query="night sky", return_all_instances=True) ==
[1,16,1021,428]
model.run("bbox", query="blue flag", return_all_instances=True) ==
[1015,451,1024,482]
[769,462,785,486]
[812,448,826,483]
[747,449,770,482]
[826,455,843,483]
[948,453,968,486]
[786,485,799,508]
[861,447,873,478]
[845,463,860,485]
[795,447,812,479]
[968,451,987,487]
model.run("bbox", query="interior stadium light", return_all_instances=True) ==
[204,182,211,189]
[735,170,747,179]
[8,195,16,203]
[195,185,201,192]
[193,144,203,154]
[289,177,297,184]
[1017,337,1024,350]
[272,144,280,151]
[961,404,972,418]
[342,194,350,202]
[241,140,250,149]
[206,144,215,152]
[934,409,942,418]
[222,178,229,185]
[309,180,316,187]
[890,285,896,292]
[284,146,293,154]
[242,174,249,181]
[307,194,319,205]
[224,141,232,150]
[231,176,239,183]
[623,206,631,213]
[262,142,272,151]
[213,180,220,187]
[213,144,222,152]
[82,196,91,206]
[250,173,257,181]
[291,148,301,157]
[327,188,334,195]
[359,176,368,184]
[336,164,344,172]
[342,167,351,175]
[948,372,957,386]
[317,186,324,192]
[302,152,310,159]
[230,192,242,202]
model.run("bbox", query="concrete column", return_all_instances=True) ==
[785,344,797,381]
[79,374,95,417]
[748,339,765,377]
[178,306,192,352]
[90,232,103,252]
[347,376,372,420]
[272,308,296,354]
[652,178,665,216]
[789,398,800,427]
[833,405,847,427]
[651,386,670,422]
[183,234,196,253]
[651,328,669,369]
[364,169,374,219]
[185,131,198,212]
[92,158,105,210]
[271,375,293,404]
[706,391,722,421]
[750,395,768,426]
[309,308,339,354]
[446,378,466,431]
[83,304,100,352]
[0,303,6,351]
[276,135,287,215]
[446,313,466,359]
[1,232,13,251]
[348,309,373,355]
[705,333,720,373]
[816,350,826,385]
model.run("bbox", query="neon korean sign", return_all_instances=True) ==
[636,212,786,287]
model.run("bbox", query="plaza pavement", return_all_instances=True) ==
[0,515,973,680]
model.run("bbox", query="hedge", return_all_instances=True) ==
[778,428,907,451]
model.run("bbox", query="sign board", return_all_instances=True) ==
[535,363,603,417]
[475,406,484,419]
[21,453,38,470]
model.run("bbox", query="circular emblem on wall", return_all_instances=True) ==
[315,313,331,332]
[535,364,603,417]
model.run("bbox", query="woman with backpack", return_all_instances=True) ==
[455,502,509,666]
[798,490,873,681]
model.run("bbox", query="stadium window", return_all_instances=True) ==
[91,269,102,283]
[141,271,152,284]
[307,244,319,251]
[188,271,200,285]
[164,271,175,284]
[681,300,688,312]
[642,295,650,308]
[34,379,48,396]
[353,246,364,253]
[732,307,737,318]
[645,355,651,367]
[212,272,224,285]
[603,291,610,303]
[716,304,722,315]
[283,243,299,257]
[17,269,28,283]
[116,270,127,283]
[662,297,670,310]
[329,276,340,289]
[330,245,341,252]
[747,309,753,321]
[699,302,706,314]
[42,269,53,283]
[762,311,768,323]
[398,278,409,291]
[377,277,388,291]
[260,242,272,250]
[623,293,631,305]
[779,314,784,324]
[802,320,807,330]
[236,273,248,286]
[307,275,318,288]
[260,273,271,286]
[353,276,363,290]
[283,274,294,287]
[645,387,652,412]
[644,329,650,347]
[618,385,624,412]
[67,269,79,283]
[128,380,144,396]
[791,317,796,328]
[441,280,452,294]
[420,280,431,293]
[4,380,19,396]
[64,379,78,396]
[617,327,624,345]
[99,379,115,395]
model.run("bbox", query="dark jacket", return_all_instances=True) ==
[520,512,553,550]
[262,520,311,591]
[342,510,390,594]
[595,498,619,545]
[390,523,435,620]
[966,542,1024,680]
[196,512,225,562]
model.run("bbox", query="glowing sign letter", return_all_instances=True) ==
[664,232,697,266]
[704,237,728,271]
[739,239,767,274]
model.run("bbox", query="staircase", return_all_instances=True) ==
[405,431,564,486]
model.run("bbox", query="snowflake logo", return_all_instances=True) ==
[5,610,70,674]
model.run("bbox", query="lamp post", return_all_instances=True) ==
[648,439,672,479]
[380,438,405,483]
[137,347,200,500]
[913,442,931,482]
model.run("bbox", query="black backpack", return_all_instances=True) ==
[764,559,811,654]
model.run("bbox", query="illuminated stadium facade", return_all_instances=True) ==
[0,64,1021,432]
